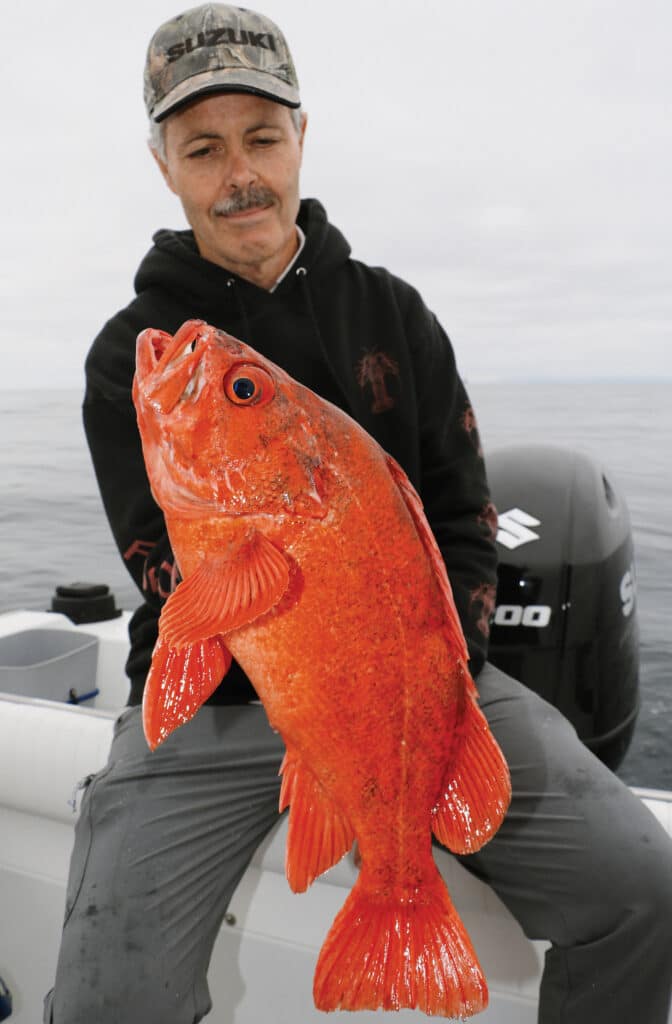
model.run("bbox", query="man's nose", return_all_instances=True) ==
[226,146,256,189]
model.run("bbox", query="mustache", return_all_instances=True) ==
[212,186,277,217]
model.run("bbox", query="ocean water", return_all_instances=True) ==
[0,382,669,789]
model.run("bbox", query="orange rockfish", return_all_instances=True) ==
[133,319,511,1019]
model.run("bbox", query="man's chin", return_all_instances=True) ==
[194,217,298,285]
[198,234,278,277]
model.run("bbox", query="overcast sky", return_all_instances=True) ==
[3,0,670,388]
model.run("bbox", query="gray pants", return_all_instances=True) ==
[45,663,672,1023]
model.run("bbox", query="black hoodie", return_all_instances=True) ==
[83,199,498,705]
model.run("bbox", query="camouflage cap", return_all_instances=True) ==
[144,3,300,123]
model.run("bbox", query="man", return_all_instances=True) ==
[46,5,672,1022]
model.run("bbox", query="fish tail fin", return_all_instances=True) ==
[313,871,488,1017]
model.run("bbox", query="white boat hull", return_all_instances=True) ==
[0,610,669,1023]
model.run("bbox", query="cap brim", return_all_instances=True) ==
[152,67,300,122]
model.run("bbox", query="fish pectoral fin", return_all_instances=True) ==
[431,688,512,854]
[159,531,291,648]
[142,532,289,750]
[279,751,356,893]
[142,635,232,751]
[385,454,468,662]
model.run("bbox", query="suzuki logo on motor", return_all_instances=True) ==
[496,508,541,550]
[494,605,552,628]
[620,565,636,617]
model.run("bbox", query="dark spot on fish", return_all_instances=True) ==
[361,777,378,804]
[85,903,99,918]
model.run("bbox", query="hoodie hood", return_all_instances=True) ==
[134,198,351,308]
[87,198,352,402]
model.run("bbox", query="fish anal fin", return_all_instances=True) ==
[432,691,511,854]
[159,530,291,648]
[142,635,232,751]
[279,752,355,893]
[385,454,468,662]
[314,872,488,1016]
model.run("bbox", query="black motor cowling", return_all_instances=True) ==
[486,445,639,770]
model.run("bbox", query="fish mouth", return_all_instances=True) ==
[136,320,244,415]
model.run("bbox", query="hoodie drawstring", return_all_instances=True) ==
[226,278,252,342]
[294,266,355,415]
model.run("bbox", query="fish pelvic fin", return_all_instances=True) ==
[431,677,512,854]
[385,454,469,662]
[313,870,488,1017]
[279,752,355,893]
[159,530,291,647]
[142,635,232,751]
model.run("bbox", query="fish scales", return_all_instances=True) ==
[133,319,511,1018]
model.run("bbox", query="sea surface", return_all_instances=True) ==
[0,382,669,789]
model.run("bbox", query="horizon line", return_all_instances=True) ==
[2,376,671,393]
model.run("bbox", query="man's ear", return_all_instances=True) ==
[298,111,308,156]
[149,142,178,196]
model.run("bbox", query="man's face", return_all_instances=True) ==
[153,92,306,288]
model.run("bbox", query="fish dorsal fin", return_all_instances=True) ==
[431,684,511,853]
[142,635,232,750]
[385,454,468,663]
[159,530,291,647]
[279,751,356,893]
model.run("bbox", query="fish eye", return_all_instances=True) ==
[232,377,255,400]
[223,363,275,407]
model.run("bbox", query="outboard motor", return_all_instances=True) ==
[486,445,639,771]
